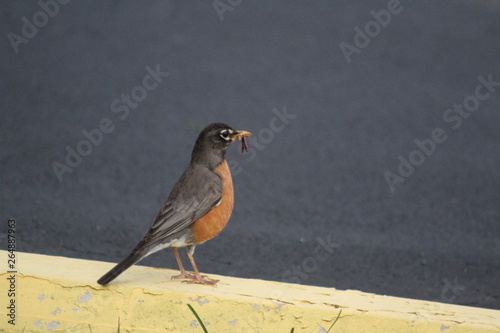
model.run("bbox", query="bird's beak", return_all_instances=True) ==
[231,130,252,142]
[231,130,252,153]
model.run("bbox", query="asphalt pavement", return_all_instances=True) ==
[1,0,499,309]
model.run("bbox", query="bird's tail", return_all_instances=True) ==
[97,251,144,285]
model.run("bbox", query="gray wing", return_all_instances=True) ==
[140,164,222,247]
[96,164,222,285]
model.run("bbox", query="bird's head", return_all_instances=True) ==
[191,123,252,166]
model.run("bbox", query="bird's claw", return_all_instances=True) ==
[171,272,196,280]
[181,276,219,286]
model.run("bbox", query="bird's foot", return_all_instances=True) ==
[171,271,196,280]
[182,275,219,286]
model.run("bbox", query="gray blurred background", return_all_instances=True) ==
[1,1,499,309]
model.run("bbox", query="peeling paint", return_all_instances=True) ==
[189,297,209,306]
[323,302,342,308]
[272,301,287,311]
[47,321,60,330]
[51,307,62,316]
[31,320,60,332]
[1,251,499,333]
[77,290,91,302]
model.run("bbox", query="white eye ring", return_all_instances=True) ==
[220,129,232,140]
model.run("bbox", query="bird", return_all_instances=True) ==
[97,123,252,286]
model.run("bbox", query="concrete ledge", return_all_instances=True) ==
[0,251,499,332]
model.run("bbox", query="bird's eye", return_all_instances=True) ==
[220,129,231,140]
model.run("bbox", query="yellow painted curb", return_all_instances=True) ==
[0,251,499,332]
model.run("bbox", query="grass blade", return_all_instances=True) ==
[326,309,342,332]
[188,303,209,333]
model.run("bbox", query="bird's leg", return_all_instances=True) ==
[171,247,196,280]
[184,245,219,285]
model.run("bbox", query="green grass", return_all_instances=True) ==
[85,306,341,332]
[188,304,343,332]
[188,304,209,333]
[325,309,342,332]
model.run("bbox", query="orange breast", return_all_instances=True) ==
[191,160,234,243]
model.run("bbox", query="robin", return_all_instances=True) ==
[97,123,251,286]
